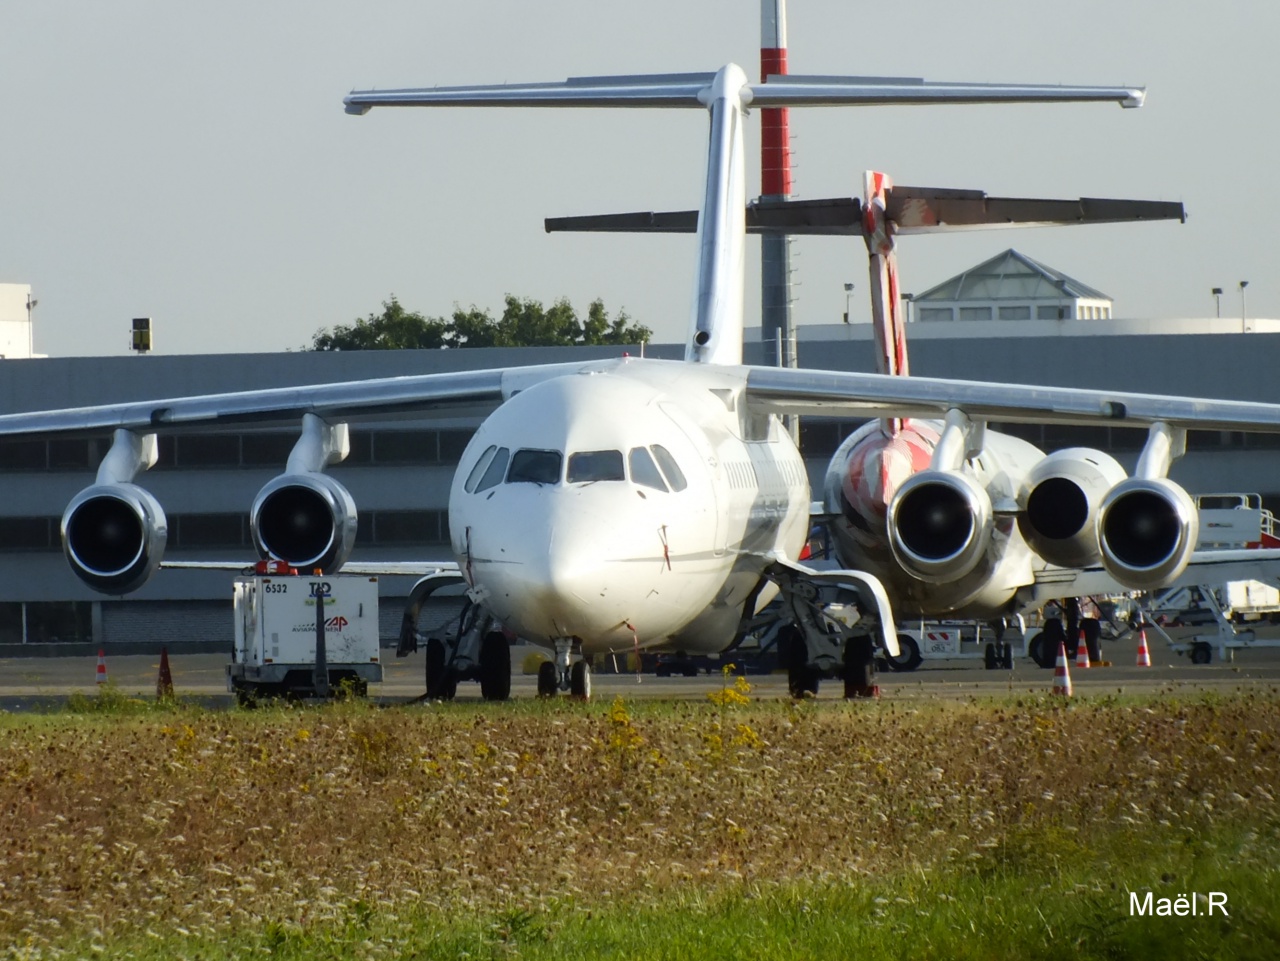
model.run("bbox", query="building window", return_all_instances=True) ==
[998,306,1031,321]
[959,307,993,322]
[0,516,56,551]
[918,307,953,322]
[371,430,437,465]
[174,513,247,549]
[175,434,241,468]
[241,433,297,467]
[0,601,94,643]
[1037,305,1066,320]
[0,440,49,471]
[371,510,446,545]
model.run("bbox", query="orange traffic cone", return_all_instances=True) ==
[96,649,107,685]
[1052,641,1073,697]
[156,647,174,700]
[1075,629,1091,670]
[1136,627,1152,667]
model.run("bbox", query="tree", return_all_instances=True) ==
[308,295,651,351]
[310,297,448,351]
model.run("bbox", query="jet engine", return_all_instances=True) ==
[250,472,357,573]
[1017,448,1126,568]
[888,470,992,582]
[61,483,167,594]
[1098,477,1199,589]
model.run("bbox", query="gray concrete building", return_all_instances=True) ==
[2,255,1277,650]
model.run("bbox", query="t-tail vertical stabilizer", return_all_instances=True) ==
[347,67,1145,368]
[688,65,750,365]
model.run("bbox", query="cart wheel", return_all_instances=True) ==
[883,634,922,672]
[1191,642,1212,665]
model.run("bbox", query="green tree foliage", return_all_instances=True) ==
[310,295,650,351]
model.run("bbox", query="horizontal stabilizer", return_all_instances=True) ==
[345,69,1144,114]
[545,192,1186,236]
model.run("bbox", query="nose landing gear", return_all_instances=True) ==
[538,637,592,700]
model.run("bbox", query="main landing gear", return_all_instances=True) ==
[766,563,890,700]
[417,597,513,702]
[538,637,592,700]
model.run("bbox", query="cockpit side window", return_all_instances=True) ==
[474,447,509,492]
[650,444,688,492]
[507,449,562,485]
[464,445,498,493]
[628,447,667,491]
[567,450,625,483]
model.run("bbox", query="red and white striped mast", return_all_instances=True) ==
[761,1,797,433]
[760,1,794,359]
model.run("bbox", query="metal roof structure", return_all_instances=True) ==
[915,248,1110,304]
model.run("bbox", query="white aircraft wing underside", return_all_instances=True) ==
[0,362,604,437]
[743,365,1280,433]
[162,560,460,577]
[1029,550,1280,603]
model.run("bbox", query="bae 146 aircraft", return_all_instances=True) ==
[6,64,1280,702]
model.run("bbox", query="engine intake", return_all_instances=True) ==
[1098,477,1198,589]
[61,483,167,594]
[888,470,992,582]
[251,472,357,573]
[1018,448,1126,568]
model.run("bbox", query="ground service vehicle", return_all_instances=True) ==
[227,574,381,704]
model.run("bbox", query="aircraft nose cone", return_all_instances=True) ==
[469,493,632,641]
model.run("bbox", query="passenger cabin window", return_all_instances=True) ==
[567,450,625,483]
[464,445,498,492]
[651,445,688,492]
[507,449,562,485]
[474,447,509,492]
[628,448,667,491]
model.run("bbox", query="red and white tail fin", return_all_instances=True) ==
[863,171,909,435]
[863,170,908,379]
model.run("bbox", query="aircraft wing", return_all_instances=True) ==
[0,362,597,437]
[741,365,1280,432]
[1029,551,1280,603]
[162,560,460,577]
[345,72,1143,114]
[547,193,1185,236]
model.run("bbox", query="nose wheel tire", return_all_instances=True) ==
[570,660,592,700]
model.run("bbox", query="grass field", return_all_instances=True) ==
[1,685,1278,958]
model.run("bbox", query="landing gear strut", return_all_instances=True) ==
[539,637,592,700]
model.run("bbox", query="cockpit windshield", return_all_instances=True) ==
[567,450,625,483]
[471,446,509,493]
[628,447,667,491]
[507,449,562,485]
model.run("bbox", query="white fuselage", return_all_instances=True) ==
[448,359,810,656]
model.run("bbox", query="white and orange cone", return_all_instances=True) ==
[1136,627,1152,667]
[1052,641,1073,697]
[1075,629,1091,670]
[95,649,107,685]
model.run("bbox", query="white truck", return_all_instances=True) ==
[227,573,382,704]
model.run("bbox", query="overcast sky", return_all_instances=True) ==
[3,1,1277,358]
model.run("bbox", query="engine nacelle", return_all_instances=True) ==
[61,483,167,594]
[888,470,993,583]
[1018,448,1127,568]
[1098,477,1199,589]
[251,473,357,573]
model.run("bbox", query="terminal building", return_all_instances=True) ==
[1,252,1278,650]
